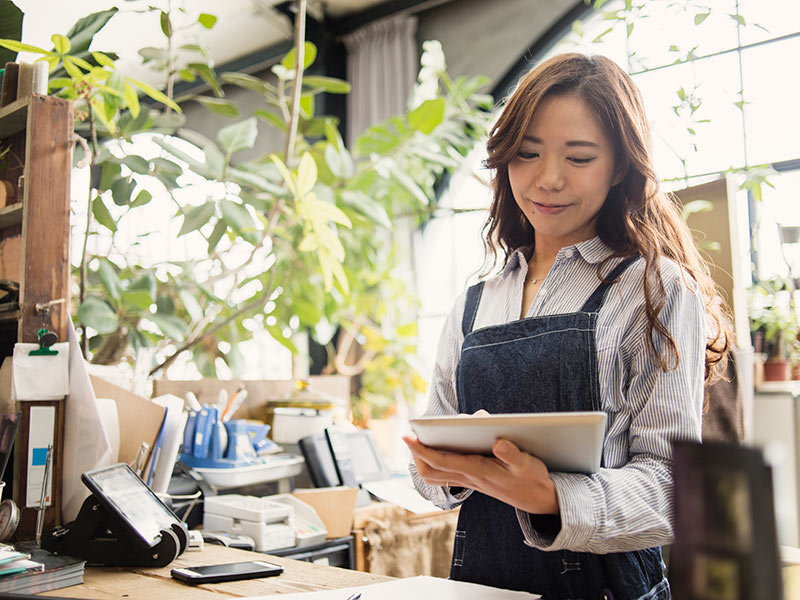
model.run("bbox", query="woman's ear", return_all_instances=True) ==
[612,161,628,186]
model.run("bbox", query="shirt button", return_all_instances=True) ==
[564,248,574,258]
[539,286,547,295]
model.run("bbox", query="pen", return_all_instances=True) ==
[346,594,361,600]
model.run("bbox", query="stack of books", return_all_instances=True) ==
[0,545,84,595]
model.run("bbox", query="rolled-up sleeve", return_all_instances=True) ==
[409,291,475,509]
[518,277,706,553]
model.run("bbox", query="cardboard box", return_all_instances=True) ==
[291,487,359,539]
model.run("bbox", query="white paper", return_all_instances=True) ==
[61,319,113,522]
[26,405,54,507]
[149,394,187,494]
[244,575,540,599]
[362,477,439,514]
[12,341,69,401]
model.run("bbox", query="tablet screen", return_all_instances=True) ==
[82,464,181,547]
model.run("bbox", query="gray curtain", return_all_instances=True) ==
[343,14,418,146]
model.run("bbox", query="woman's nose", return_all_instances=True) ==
[534,156,565,191]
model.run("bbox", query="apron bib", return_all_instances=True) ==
[451,256,670,600]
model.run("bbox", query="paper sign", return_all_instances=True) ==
[26,405,54,507]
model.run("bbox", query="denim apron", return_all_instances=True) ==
[451,256,670,600]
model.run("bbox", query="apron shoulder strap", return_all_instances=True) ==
[580,255,640,313]
[461,282,485,337]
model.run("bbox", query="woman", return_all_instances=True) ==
[404,52,730,600]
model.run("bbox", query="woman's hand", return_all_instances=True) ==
[403,435,560,515]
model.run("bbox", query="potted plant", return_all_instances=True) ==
[750,277,799,381]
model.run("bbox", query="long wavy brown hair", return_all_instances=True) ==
[483,52,730,384]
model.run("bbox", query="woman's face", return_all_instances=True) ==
[508,93,623,250]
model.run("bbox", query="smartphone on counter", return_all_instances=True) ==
[170,560,284,584]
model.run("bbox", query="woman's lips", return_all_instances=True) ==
[533,201,571,215]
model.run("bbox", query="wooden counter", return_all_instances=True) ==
[43,544,392,599]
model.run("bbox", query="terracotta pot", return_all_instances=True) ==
[764,359,792,381]
[793,363,800,380]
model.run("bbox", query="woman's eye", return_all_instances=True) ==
[517,151,538,160]
[568,157,595,165]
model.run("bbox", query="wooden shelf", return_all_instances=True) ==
[0,203,22,228]
[0,96,29,139]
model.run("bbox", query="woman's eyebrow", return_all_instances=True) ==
[521,135,600,149]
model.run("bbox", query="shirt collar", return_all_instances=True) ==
[501,236,616,277]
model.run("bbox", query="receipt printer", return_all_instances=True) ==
[203,495,295,552]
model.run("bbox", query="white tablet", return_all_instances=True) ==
[409,411,607,474]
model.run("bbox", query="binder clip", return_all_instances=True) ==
[29,328,58,356]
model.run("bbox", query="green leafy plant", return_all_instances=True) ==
[749,277,799,362]
[1,3,492,419]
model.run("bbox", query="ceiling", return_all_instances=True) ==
[13,0,392,86]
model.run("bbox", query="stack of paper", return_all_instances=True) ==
[245,575,541,599]
[0,548,85,595]
[0,545,42,578]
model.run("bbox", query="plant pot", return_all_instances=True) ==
[792,363,800,380]
[764,359,792,381]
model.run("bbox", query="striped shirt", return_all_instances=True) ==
[410,235,706,554]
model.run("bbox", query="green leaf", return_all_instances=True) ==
[0,39,49,55]
[51,34,70,55]
[138,46,167,62]
[270,154,297,197]
[194,96,239,118]
[188,62,222,97]
[78,296,119,334]
[96,259,122,301]
[160,11,172,37]
[121,289,153,311]
[111,177,136,206]
[694,12,710,25]
[122,82,140,119]
[0,1,23,64]
[130,189,152,207]
[65,8,118,55]
[296,152,317,196]
[730,13,745,26]
[299,94,315,119]
[147,312,189,341]
[98,161,122,192]
[221,71,271,94]
[179,289,204,322]
[220,199,256,239]
[591,27,613,43]
[305,195,351,228]
[91,51,115,68]
[179,202,216,236]
[392,169,429,205]
[266,324,298,353]
[339,190,392,229]
[408,98,445,134]
[207,219,227,253]
[127,76,181,112]
[129,272,156,298]
[198,13,217,29]
[302,75,351,94]
[227,167,286,195]
[121,155,151,175]
[281,41,317,70]
[92,195,116,232]
[254,109,285,130]
[217,117,258,156]
[204,145,226,179]
[152,157,182,178]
